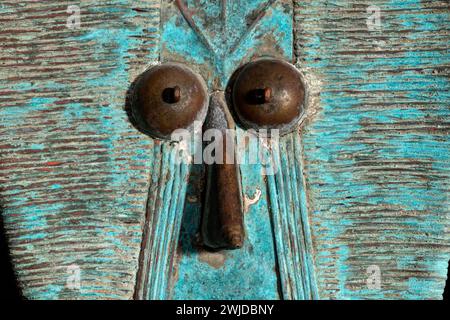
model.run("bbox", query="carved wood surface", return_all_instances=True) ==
[295,0,449,299]
[161,0,293,300]
[0,0,160,299]
[0,0,448,300]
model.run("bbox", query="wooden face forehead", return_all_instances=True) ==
[160,0,294,90]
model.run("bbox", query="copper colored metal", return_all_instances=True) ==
[248,87,272,104]
[263,87,272,103]
[231,58,306,133]
[201,91,244,250]
[132,63,208,139]
[162,85,181,104]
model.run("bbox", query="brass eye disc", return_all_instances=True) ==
[231,59,306,134]
[132,63,208,139]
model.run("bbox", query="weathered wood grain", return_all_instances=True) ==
[0,0,161,299]
[295,0,449,299]
[0,0,448,300]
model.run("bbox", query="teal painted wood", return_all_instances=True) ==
[0,0,161,299]
[159,0,321,300]
[161,0,294,89]
[172,134,281,299]
[0,0,448,300]
[141,0,449,300]
[134,143,192,300]
[160,0,299,299]
[295,0,449,299]
[266,133,319,299]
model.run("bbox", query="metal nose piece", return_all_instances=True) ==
[201,91,245,250]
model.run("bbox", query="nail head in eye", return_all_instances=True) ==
[231,59,306,133]
[247,87,272,104]
[132,63,208,139]
[162,85,181,104]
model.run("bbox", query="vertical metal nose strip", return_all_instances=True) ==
[201,91,245,250]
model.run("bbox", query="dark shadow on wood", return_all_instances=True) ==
[124,74,142,134]
[0,204,23,300]
[444,259,449,300]
[178,164,205,255]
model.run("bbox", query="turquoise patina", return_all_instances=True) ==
[0,0,448,300]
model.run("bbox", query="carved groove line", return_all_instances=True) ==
[175,0,277,56]
[266,134,319,299]
[135,143,191,300]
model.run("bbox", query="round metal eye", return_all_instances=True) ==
[231,59,306,134]
[132,63,208,139]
